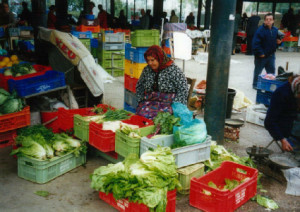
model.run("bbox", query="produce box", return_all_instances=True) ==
[124,74,138,93]
[89,115,153,152]
[99,42,125,51]
[73,104,114,141]
[79,38,91,52]
[105,68,124,77]
[18,151,86,184]
[58,107,96,132]
[115,123,155,158]
[125,43,131,60]
[0,64,52,91]
[113,29,130,36]
[91,38,99,48]
[100,59,124,69]
[257,75,286,92]
[98,49,125,60]
[94,149,124,163]
[283,41,298,47]
[256,89,272,106]
[129,47,148,63]
[140,135,211,168]
[282,36,298,42]
[178,163,204,194]
[189,161,258,212]
[0,129,17,148]
[124,89,138,109]
[131,30,160,47]
[8,70,66,97]
[0,106,30,133]
[71,30,93,39]
[101,32,125,43]
[124,59,147,79]
[99,189,176,212]
[76,25,100,33]
[124,102,136,114]
[40,111,60,133]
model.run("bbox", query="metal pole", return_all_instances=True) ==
[204,0,212,29]
[197,0,203,28]
[204,0,237,144]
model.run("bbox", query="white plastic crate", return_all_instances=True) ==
[246,104,267,127]
[102,32,125,43]
[140,135,211,168]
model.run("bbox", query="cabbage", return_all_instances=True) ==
[0,88,10,105]
[0,98,23,114]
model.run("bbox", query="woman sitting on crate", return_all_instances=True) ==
[264,75,300,152]
[136,45,188,119]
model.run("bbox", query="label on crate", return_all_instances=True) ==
[60,159,72,172]
[117,199,129,210]
[270,84,277,92]
[36,84,51,92]
[235,188,246,204]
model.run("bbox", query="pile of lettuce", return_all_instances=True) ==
[204,141,255,172]
[90,147,181,212]
[11,125,86,160]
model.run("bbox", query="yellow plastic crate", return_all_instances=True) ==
[124,59,147,79]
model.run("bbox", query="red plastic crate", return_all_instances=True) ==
[89,115,153,152]
[189,161,258,212]
[103,151,119,159]
[0,130,17,148]
[40,111,60,133]
[113,28,131,36]
[0,106,30,133]
[0,64,52,90]
[99,189,176,212]
[58,104,114,132]
[124,74,138,93]
[76,25,100,33]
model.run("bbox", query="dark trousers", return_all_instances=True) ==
[253,54,275,88]
[246,35,253,55]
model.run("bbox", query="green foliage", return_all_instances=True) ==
[256,195,279,210]
[153,112,180,135]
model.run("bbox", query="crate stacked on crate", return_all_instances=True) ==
[256,75,286,106]
[282,36,299,52]
[123,30,160,113]
[98,31,125,77]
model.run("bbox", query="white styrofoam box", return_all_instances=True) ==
[246,104,267,127]
[140,135,211,168]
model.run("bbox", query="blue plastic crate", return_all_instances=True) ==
[0,27,4,38]
[131,20,140,26]
[8,71,66,97]
[19,26,33,31]
[256,89,273,106]
[124,102,136,114]
[85,14,95,20]
[71,30,93,39]
[257,75,286,92]
[129,47,148,63]
[91,38,99,48]
[18,40,34,52]
[125,43,131,60]
[124,89,138,109]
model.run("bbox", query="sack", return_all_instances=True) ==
[136,92,175,119]
[173,118,207,145]
[172,102,193,125]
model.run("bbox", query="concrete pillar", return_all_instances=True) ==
[204,0,212,29]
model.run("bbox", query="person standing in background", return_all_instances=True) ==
[140,9,149,29]
[146,10,153,29]
[97,4,108,28]
[281,8,296,36]
[47,5,56,29]
[252,13,284,89]
[232,12,241,55]
[118,10,127,28]
[246,14,261,55]
[241,12,248,31]
[185,12,195,27]
[19,2,32,26]
[170,10,179,23]
[0,2,16,28]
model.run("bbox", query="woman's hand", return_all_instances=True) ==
[280,138,293,151]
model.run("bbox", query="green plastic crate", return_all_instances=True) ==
[100,59,125,69]
[177,163,204,194]
[17,151,86,184]
[115,125,155,158]
[131,30,159,47]
[92,33,99,38]
[283,41,297,47]
[79,38,91,51]
[91,47,98,58]
[104,68,124,77]
[98,49,125,60]
[74,114,91,141]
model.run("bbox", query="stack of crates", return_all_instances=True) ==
[71,30,93,52]
[282,37,299,52]
[98,31,125,77]
[124,30,159,113]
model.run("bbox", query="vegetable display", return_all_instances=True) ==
[204,141,255,172]
[0,89,25,115]
[5,63,36,77]
[91,147,181,212]
[208,177,250,191]
[102,109,131,122]
[11,125,86,160]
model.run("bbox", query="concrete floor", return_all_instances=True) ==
[1,51,300,212]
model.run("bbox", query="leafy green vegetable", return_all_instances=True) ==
[35,191,50,197]
[0,88,10,105]
[90,147,180,212]
[17,125,55,142]
[102,109,131,121]
[11,63,35,77]
[0,98,24,114]
[153,112,181,135]
[256,195,279,210]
